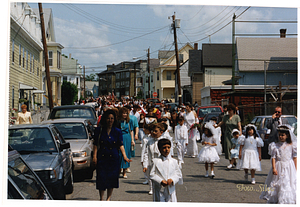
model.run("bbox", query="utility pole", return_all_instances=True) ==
[38,3,53,111]
[83,65,85,99]
[232,13,236,91]
[147,47,150,98]
[134,62,136,98]
[172,13,182,106]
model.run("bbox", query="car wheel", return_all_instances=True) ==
[85,162,95,179]
[65,170,74,194]
[55,179,66,200]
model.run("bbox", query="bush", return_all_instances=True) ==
[61,81,78,105]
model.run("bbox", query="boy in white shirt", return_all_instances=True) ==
[143,123,165,195]
[174,116,188,168]
[150,138,183,202]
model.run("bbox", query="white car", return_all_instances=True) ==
[42,118,95,179]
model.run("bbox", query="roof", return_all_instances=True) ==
[158,51,174,60]
[236,37,297,72]
[202,44,232,67]
[42,118,88,124]
[9,124,53,129]
[188,49,202,76]
[85,81,98,89]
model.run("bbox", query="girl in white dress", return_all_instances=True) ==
[198,122,220,178]
[183,104,199,157]
[237,124,264,184]
[259,124,297,204]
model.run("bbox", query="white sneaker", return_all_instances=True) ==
[251,178,255,185]
[148,190,153,195]
[244,174,248,181]
[211,171,215,178]
[205,171,209,178]
[142,180,148,185]
[126,168,131,173]
[227,164,233,169]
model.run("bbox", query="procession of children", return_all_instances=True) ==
[91,97,296,204]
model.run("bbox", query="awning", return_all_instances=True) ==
[32,90,45,94]
[19,83,38,90]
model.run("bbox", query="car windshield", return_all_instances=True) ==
[8,128,57,153]
[8,156,49,199]
[199,107,222,117]
[51,108,96,120]
[148,99,160,103]
[53,123,87,139]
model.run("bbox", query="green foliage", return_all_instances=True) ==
[137,91,143,99]
[61,81,78,105]
[85,73,99,81]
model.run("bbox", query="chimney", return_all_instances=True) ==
[69,53,72,59]
[280,29,287,38]
[194,43,198,50]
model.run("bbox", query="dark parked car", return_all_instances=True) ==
[249,115,297,159]
[197,106,223,122]
[48,105,98,127]
[42,118,95,179]
[8,146,53,200]
[8,124,73,200]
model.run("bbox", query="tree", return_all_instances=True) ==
[85,73,99,81]
[61,81,78,105]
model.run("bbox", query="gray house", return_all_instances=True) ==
[236,37,297,86]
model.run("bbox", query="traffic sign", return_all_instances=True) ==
[153,92,157,97]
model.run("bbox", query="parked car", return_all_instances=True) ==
[8,146,53,200]
[165,102,178,112]
[48,105,98,127]
[42,118,95,179]
[8,124,73,200]
[249,115,297,159]
[197,106,223,122]
[146,98,162,105]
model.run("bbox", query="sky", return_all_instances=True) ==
[20,1,299,75]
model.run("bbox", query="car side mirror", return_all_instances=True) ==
[60,142,70,150]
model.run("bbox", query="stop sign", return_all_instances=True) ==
[153,92,157,97]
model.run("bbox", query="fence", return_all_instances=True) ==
[239,99,297,125]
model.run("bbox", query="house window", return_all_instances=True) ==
[167,71,171,80]
[63,76,67,82]
[12,87,14,109]
[19,45,21,66]
[76,77,79,85]
[37,67,39,76]
[126,72,130,78]
[157,89,159,98]
[12,40,14,63]
[57,50,61,68]
[29,53,32,72]
[116,73,120,79]
[151,75,153,82]
[32,55,34,73]
[48,51,53,66]
[116,82,120,88]
[125,91,129,95]
[179,54,184,63]
[126,81,129,87]
[26,50,28,71]
[157,71,159,81]
[22,48,25,67]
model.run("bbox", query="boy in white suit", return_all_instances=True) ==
[150,138,183,202]
[174,116,188,169]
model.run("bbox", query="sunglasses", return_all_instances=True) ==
[275,111,281,113]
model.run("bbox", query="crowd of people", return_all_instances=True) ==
[83,95,296,204]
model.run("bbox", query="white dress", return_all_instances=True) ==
[259,142,297,204]
[197,135,220,163]
[184,111,199,156]
[236,135,264,171]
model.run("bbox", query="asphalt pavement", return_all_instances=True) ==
[67,132,271,204]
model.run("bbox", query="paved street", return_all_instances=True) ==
[67,133,271,203]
